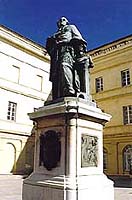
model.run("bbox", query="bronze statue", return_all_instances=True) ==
[46,17,94,100]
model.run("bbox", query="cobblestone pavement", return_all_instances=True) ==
[0,175,132,200]
[0,175,23,200]
[114,188,132,200]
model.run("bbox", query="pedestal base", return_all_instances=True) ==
[22,98,114,200]
[23,173,114,200]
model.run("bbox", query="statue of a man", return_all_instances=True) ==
[46,17,93,100]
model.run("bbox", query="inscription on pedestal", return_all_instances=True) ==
[39,130,61,170]
[81,134,98,167]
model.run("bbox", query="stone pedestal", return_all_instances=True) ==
[22,97,114,200]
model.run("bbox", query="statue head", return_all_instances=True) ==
[57,17,69,28]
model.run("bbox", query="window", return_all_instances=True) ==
[103,148,108,171]
[123,145,132,172]
[95,77,103,92]
[12,66,20,83]
[35,75,43,91]
[121,69,130,87]
[123,105,132,125]
[7,102,17,121]
[0,65,20,83]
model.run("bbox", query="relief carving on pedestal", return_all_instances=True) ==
[81,134,98,167]
[39,130,61,171]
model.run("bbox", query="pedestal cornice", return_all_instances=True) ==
[28,97,111,125]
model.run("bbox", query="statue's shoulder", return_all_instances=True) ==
[63,25,78,34]
[69,24,78,31]
[69,24,77,28]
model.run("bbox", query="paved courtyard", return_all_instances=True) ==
[115,188,132,200]
[0,175,131,200]
[0,175,23,200]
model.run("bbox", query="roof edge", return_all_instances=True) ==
[0,24,49,60]
[88,34,132,57]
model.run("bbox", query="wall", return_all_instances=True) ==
[90,35,132,175]
[0,25,51,174]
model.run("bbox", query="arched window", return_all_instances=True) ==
[103,148,108,171]
[0,143,16,174]
[123,145,132,172]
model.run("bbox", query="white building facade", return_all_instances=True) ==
[0,25,51,174]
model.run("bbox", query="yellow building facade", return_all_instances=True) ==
[90,35,132,175]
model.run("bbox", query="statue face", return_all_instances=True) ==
[57,17,68,28]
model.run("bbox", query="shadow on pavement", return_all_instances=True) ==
[108,175,132,188]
